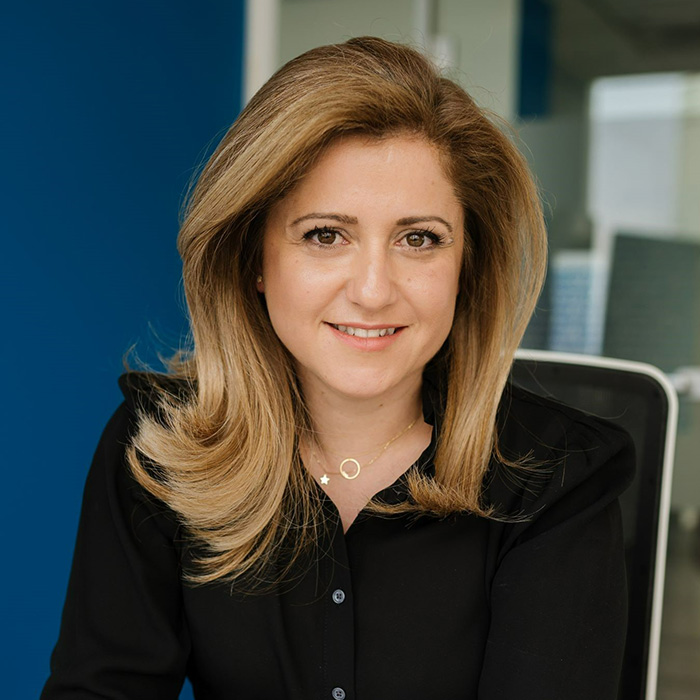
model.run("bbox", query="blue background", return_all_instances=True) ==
[1,2,244,697]
[518,0,552,120]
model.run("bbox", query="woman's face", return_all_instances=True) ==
[260,134,464,403]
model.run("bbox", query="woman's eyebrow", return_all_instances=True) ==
[396,216,453,233]
[291,213,454,232]
[291,212,358,226]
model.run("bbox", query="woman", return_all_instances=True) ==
[42,37,634,699]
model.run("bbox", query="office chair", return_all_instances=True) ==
[511,349,678,700]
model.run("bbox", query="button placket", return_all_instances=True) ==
[322,515,355,700]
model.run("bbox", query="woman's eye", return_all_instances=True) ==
[304,227,341,246]
[317,229,337,244]
[402,231,440,249]
[405,232,427,247]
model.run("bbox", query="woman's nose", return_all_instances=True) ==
[345,247,397,310]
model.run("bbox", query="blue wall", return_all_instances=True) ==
[1,2,245,697]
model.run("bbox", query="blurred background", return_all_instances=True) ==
[4,1,699,698]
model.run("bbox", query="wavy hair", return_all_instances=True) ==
[125,36,547,587]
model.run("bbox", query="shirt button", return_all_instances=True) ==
[332,688,346,700]
[332,589,346,604]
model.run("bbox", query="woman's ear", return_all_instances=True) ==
[256,274,265,293]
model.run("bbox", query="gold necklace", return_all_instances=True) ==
[313,416,419,486]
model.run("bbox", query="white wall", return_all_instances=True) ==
[517,69,591,251]
[436,0,520,119]
[277,0,520,120]
[278,0,415,67]
[679,75,700,236]
[587,72,700,245]
[246,0,280,101]
[588,74,687,245]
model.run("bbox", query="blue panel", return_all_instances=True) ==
[518,0,552,118]
[1,2,245,697]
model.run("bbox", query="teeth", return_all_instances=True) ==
[332,324,397,338]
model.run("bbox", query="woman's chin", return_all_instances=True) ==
[302,367,423,404]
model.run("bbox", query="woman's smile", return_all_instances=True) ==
[325,321,406,351]
[328,323,400,338]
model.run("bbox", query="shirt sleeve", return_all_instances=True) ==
[478,413,636,700]
[41,401,190,700]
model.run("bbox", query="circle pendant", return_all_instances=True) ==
[339,458,361,480]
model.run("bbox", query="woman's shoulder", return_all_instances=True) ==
[84,373,189,462]
[70,373,188,548]
[83,372,192,470]
[117,370,194,417]
[497,380,633,460]
[486,381,636,537]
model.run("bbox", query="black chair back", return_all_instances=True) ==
[512,350,678,700]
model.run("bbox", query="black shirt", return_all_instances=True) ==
[42,368,635,700]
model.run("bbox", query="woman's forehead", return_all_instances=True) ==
[270,135,459,218]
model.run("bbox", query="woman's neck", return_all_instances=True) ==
[299,373,424,460]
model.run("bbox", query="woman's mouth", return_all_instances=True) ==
[329,324,398,338]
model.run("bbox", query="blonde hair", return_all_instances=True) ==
[125,37,547,587]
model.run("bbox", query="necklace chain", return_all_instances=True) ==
[313,416,419,486]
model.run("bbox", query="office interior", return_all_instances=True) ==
[262,1,700,698]
[7,1,697,698]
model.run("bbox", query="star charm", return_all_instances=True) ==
[320,474,330,485]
